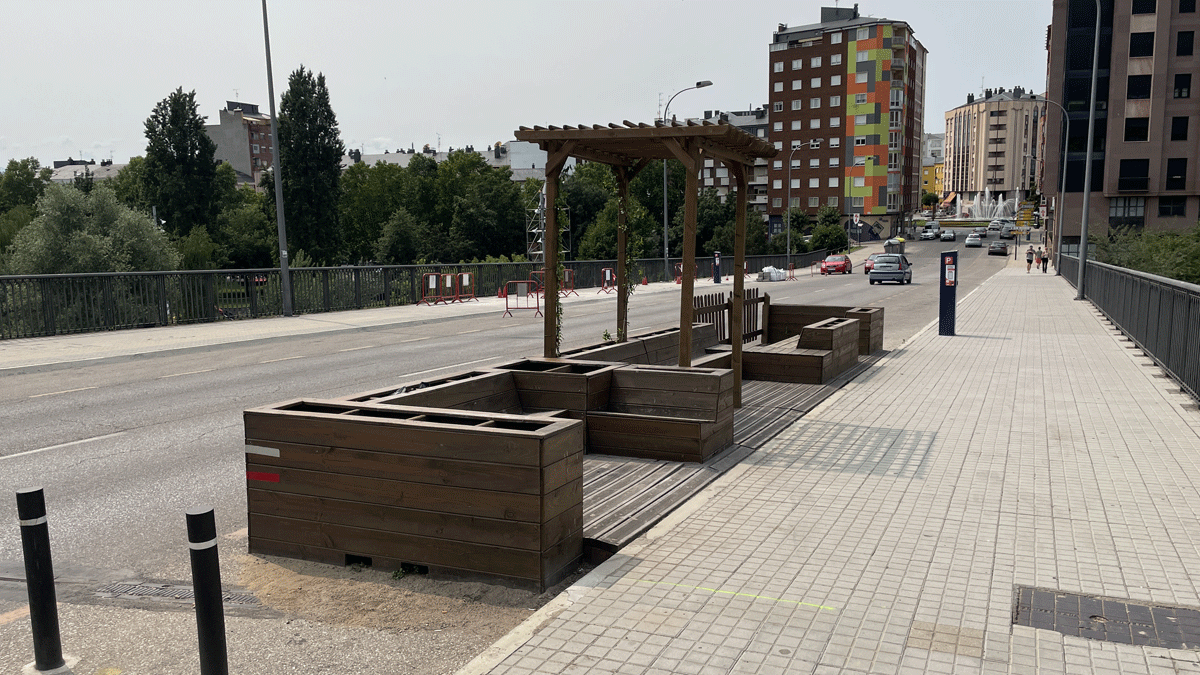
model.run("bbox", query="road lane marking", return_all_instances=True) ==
[337,346,374,352]
[404,356,502,380]
[260,355,304,364]
[455,329,482,335]
[158,368,215,379]
[2,431,128,461]
[29,386,96,399]
[0,605,30,626]
[400,337,430,343]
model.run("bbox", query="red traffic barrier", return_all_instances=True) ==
[598,268,616,294]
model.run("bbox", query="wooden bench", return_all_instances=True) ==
[587,365,735,463]
[766,304,884,355]
[243,399,584,591]
[722,316,860,384]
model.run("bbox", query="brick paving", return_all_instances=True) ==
[470,267,1200,675]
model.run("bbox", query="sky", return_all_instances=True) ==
[1,0,1052,167]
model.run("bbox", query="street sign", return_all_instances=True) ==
[853,213,860,225]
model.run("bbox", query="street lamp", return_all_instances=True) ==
[662,80,713,278]
[1076,0,1101,300]
[1030,95,1070,277]
[261,0,292,316]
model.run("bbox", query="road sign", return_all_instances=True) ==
[853,213,860,225]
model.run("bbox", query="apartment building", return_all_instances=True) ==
[205,101,274,186]
[767,5,927,237]
[698,107,772,226]
[921,160,944,199]
[943,87,1044,207]
[1045,0,1199,243]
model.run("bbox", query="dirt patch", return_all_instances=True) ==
[237,553,591,635]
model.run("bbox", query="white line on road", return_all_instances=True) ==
[400,337,430,343]
[158,368,215,379]
[261,355,304,364]
[29,386,96,399]
[2,431,127,461]
[455,329,482,335]
[337,346,375,352]
[403,356,502,380]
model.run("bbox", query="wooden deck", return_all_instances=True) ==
[582,351,888,560]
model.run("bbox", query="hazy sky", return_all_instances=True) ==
[2,0,1051,166]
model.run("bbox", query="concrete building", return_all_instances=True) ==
[698,107,772,225]
[943,87,1044,210]
[49,159,125,184]
[205,101,273,186]
[1045,0,1199,246]
[767,4,928,238]
[921,159,944,199]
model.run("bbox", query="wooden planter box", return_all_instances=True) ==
[490,358,618,415]
[560,324,721,367]
[339,370,522,414]
[243,399,584,591]
[798,317,860,375]
[766,304,884,355]
[587,365,735,463]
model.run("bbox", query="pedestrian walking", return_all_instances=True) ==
[1026,246,1034,273]
[1035,248,1043,270]
[1042,249,1050,273]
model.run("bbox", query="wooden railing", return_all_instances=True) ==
[693,288,767,345]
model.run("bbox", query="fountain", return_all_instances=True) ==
[951,188,1016,221]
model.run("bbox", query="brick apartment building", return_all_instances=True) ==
[767,5,927,238]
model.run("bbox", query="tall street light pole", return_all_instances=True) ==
[1077,0,1101,300]
[662,80,712,279]
[261,0,292,316]
[1032,95,1070,277]
[786,144,805,270]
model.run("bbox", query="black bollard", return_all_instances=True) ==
[186,507,228,675]
[16,487,65,672]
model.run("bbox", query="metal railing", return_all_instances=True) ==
[0,251,827,341]
[1059,254,1200,401]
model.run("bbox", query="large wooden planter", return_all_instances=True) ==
[733,316,861,384]
[243,399,584,591]
[559,324,720,366]
[340,370,522,414]
[490,358,618,415]
[766,304,884,355]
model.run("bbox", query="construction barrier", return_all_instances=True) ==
[502,280,543,317]
[674,263,684,284]
[418,273,447,306]
[598,268,616,294]
[455,272,478,302]
[788,263,796,281]
[560,269,578,297]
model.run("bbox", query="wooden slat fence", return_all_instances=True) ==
[692,288,765,345]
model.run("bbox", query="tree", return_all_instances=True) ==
[340,160,407,263]
[374,207,419,264]
[921,191,939,208]
[7,184,179,274]
[628,159,686,258]
[278,66,346,264]
[142,88,219,238]
[0,157,53,212]
[1094,224,1200,285]
[109,156,151,213]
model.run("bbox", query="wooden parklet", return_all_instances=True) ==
[244,400,584,591]
[765,304,885,356]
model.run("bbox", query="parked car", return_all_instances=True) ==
[973,226,989,239]
[965,233,983,247]
[940,229,957,241]
[863,253,883,274]
[868,254,913,285]
[988,241,1009,256]
[820,254,853,274]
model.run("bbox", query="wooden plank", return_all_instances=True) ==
[591,469,716,549]
[543,449,584,493]
[542,477,582,522]
[585,464,696,536]
[587,412,704,441]
[584,461,666,519]
[540,528,584,588]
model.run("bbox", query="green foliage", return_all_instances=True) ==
[110,157,150,213]
[1093,224,1200,285]
[627,159,685,258]
[373,207,419,264]
[921,191,939,207]
[278,66,346,265]
[217,203,275,268]
[289,248,316,268]
[562,162,615,258]
[705,201,769,257]
[1,204,35,256]
[142,87,220,238]
[0,157,53,212]
[72,167,95,194]
[816,205,842,229]
[579,196,653,260]
[176,226,226,270]
[340,160,408,263]
[811,221,848,254]
[7,183,180,274]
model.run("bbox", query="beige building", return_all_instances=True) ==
[943,87,1044,210]
[205,101,274,186]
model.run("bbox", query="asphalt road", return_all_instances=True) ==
[0,238,1008,594]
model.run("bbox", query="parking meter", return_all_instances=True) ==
[713,251,721,284]
[939,251,957,336]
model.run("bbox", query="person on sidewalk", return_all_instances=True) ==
[1035,248,1043,271]
[1041,249,1050,273]
[1026,246,1035,273]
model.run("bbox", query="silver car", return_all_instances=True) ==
[868,254,913,285]
[940,229,957,241]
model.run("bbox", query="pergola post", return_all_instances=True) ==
[615,167,630,342]
[727,160,749,408]
[542,142,574,357]
[665,138,700,367]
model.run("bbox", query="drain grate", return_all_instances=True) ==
[1014,586,1200,648]
[96,582,258,606]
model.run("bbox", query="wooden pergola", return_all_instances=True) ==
[514,120,778,406]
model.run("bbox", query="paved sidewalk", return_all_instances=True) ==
[465,267,1200,674]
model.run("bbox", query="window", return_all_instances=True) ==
[1176,74,1192,98]
[772,197,782,208]
[829,157,840,167]
[890,89,904,108]
[774,61,784,72]
[853,176,866,188]
[792,59,803,70]
[1129,32,1155,58]
[888,131,899,150]
[1184,0,1197,12]
[854,136,867,146]
[1128,75,1152,99]
[791,178,801,189]
[890,110,902,128]
[809,138,823,149]
[1159,196,1187,216]
[772,160,782,170]
[828,177,839,188]
[774,122,783,132]
[852,196,865,208]
[773,101,783,112]
[791,120,803,130]
[831,75,842,86]
[809,197,820,207]
[773,141,783,150]
[855,114,868,126]
[855,93,868,105]
[774,82,784,93]
[855,72,867,83]
[828,196,839,207]
[811,57,822,67]
[831,32,843,44]
[809,158,820,168]
[791,157,803,169]
[810,97,821,108]
[252,144,260,153]
[1110,197,1146,218]
[792,80,803,90]
[809,178,820,188]
[831,54,842,66]
[829,137,841,148]
[1124,117,1150,142]
[792,99,803,110]
[889,152,899,169]
[1132,0,1156,12]
[856,27,870,40]
[789,197,800,208]
[1166,158,1187,190]
[810,118,821,129]
[857,50,869,63]
[1118,159,1150,191]
[830,117,841,127]
[830,95,841,106]
[811,77,822,88]
[1179,31,1195,56]
[773,179,782,190]
[758,129,766,138]
[1171,116,1189,141]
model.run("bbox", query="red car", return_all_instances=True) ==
[862,253,883,274]
[820,255,852,275]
